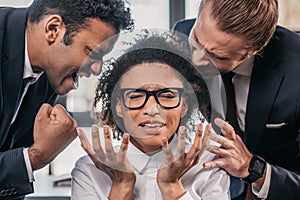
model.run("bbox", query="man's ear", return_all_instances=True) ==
[116,100,123,118]
[44,15,64,44]
[181,100,188,118]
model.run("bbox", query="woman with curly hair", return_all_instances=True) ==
[71,34,230,200]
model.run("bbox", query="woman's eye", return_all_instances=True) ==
[127,92,144,99]
[159,92,176,99]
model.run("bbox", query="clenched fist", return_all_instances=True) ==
[29,103,78,170]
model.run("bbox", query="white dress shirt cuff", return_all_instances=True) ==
[252,163,271,199]
[23,148,35,182]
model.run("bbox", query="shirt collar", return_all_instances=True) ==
[127,134,179,172]
[23,33,44,81]
[232,56,254,77]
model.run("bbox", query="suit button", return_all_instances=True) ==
[12,188,18,195]
[7,189,12,196]
[0,189,7,196]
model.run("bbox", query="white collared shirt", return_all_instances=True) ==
[18,34,43,183]
[233,57,271,199]
[11,33,43,124]
[201,56,271,199]
[232,56,254,133]
[71,134,230,200]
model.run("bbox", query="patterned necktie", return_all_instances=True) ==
[246,184,256,200]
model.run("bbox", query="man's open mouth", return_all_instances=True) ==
[72,72,79,89]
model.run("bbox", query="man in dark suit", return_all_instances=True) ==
[0,0,133,199]
[173,0,300,199]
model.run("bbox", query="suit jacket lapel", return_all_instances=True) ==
[0,8,27,147]
[245,50,283,152]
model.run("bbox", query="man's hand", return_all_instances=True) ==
[29,103,78,170]
[203,118,252,178]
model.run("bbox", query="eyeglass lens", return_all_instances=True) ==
[122,88,183,109]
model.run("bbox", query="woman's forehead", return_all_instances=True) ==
[120,62,184,88]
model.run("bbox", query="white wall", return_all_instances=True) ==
[0,0,33,7]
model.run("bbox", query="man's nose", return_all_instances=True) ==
[192,48,210,67]
[90,60,103,76]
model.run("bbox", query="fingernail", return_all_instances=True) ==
[103,126,109,135]
[214,118,221,123]
[92,125,98,133]
[208,123,212,131]
[161,136,167,144]
[103,126,107,132]
[197,124,203,131]
[179,126,185,134]
[76,128,81,137]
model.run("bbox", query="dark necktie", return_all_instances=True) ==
[14,77,33,114]
[246,184,256,200]
[221,72,243,138]
[21,77,33,92]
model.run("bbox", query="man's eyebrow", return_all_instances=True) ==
[88,47,104,58]
[193,31,228,59]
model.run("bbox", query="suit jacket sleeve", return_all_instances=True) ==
[0,8,58,198]
[0,148,33,198]
[0,7,34,198]
[268,165,300,199]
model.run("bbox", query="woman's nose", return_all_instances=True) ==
[143,97,160,116]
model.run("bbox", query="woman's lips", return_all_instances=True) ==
[138,121,165,135]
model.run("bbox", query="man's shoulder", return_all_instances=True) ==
[0,7,27,48]
[0,7,19,22]
[172,18,196,36]
[73,155,97,174]
[0,7,27,27]
[268,26,300,53]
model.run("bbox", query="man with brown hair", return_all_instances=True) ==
[174,0,300,199]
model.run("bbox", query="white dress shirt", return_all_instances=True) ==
[71,134,230,200]
[233,57,271,199]
[18,34,43,183]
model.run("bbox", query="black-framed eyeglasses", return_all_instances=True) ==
[120,87,184,110]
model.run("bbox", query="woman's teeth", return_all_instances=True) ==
[143,123,163,128]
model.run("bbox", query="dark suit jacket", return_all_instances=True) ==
[174,19,300,199]
[0,8,57,198]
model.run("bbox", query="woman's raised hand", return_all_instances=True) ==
[78,125,136,200]
[157,123,211,199]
